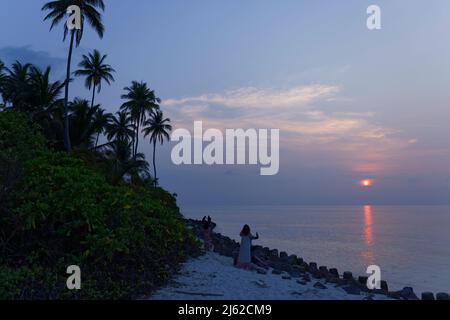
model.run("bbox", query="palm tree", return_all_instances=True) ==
[106,111,135,143]
[42,0,105,152]
[92,107,112,148]
[2,61,32,111]
[142,110,172,185]
[74,49,115,108]
[0,59,4,79]
[103,140,149,184]
[1,63,65,124]
[120,81,160,158]
[28,66,65,118]
[68,98,101,149]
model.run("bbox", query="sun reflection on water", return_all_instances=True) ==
[361,205,375,265]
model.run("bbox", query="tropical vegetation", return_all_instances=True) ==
[0,1,198,300]
[42,0,106,152]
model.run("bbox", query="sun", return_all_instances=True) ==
[361,179,373,187]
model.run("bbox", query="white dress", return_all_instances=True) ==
[238,235,257,264]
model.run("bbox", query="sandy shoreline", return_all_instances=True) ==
[149,219,449,300]
[149,252,392,300]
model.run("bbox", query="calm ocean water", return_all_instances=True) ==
[183,205,450,294]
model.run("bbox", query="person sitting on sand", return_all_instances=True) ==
[236,224,259,269]
[202,216,214,251]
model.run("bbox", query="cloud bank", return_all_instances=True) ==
[163,84,418,175]
[0,46,65,77]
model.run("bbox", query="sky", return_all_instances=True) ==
[1,0,450,206]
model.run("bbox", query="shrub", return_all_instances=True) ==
[0,111,199,299]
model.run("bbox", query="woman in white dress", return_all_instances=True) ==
[236,224,259,269]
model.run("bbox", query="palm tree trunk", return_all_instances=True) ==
[63,30,75,152]
[134,120,140,159]
[131,119,136,157]
[91,83,96,108]
[95,132,100,148]
[153,139,157,186]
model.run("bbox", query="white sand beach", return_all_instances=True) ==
[149,252,392,300]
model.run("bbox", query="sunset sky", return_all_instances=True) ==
[1,0,450,205]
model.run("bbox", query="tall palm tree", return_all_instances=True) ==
[106,111,135,143]
[142,110,172,185]
[42,0,105,152]
[74,49,115,108]
[120,81,160,158]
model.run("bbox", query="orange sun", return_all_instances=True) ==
[361,179,373,187]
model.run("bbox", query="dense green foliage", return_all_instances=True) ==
[0,1,184,300]
[0,112,199,299]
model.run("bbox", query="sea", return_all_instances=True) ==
[183,205,450,294]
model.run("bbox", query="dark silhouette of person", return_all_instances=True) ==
[202,216,214,251]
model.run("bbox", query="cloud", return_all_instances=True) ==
[163,85,419,175]
[0,46,66,77]
[164,85,339,110]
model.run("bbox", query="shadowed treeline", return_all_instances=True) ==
[0,0,198,300]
